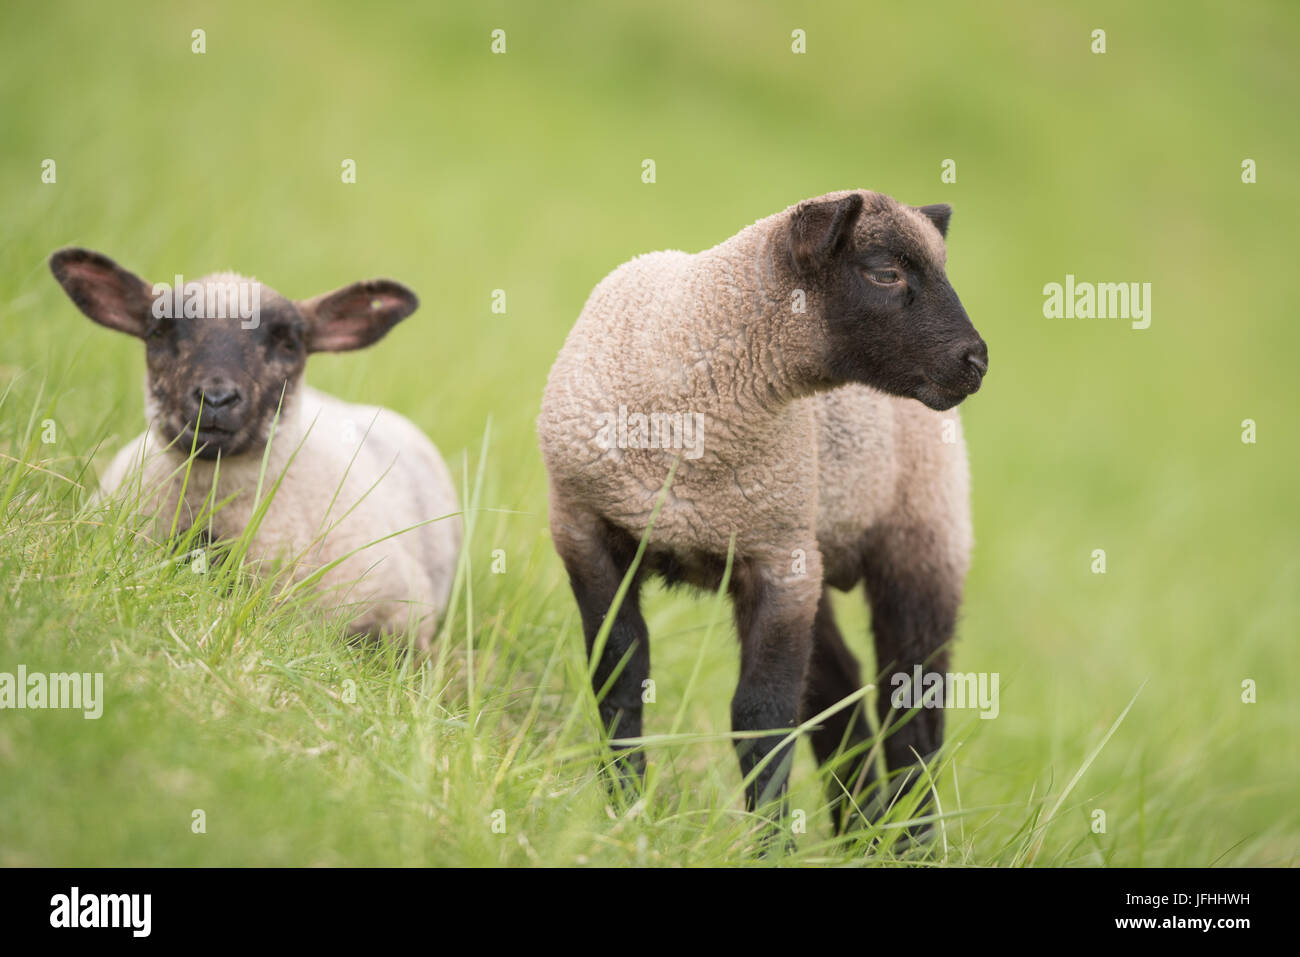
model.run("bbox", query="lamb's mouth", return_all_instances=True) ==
[173,424,250,459]
[914,374,974,412]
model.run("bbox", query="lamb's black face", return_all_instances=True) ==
[789,192,988,411]
[144,293,307,459]
[49,246,420,460]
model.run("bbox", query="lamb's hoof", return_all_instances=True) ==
[829,778,938,853]
[881,820,936,855]
[601,748,646,805]
[757,829,799,859]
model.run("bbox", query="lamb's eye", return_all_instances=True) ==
[268,324,298,350]
[144,318,172,341]
[867,269,901,285]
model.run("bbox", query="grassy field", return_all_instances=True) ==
[1,0,1296,866]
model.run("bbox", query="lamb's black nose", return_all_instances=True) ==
[965,342,989,378]
[195,384,241,408]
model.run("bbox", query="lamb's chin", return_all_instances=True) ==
[911,382,967,412]
[170,425,256,459]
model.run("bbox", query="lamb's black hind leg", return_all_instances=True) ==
[861,524,965,837]
[802,588,878,832]
[551,508,651,796]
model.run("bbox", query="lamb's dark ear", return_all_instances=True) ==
[299,280,418,353]
[49,247,155,338]
[788,193,864,276]
[916,203,952,237]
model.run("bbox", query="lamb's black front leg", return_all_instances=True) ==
[729,563,816,818]
[552,508,650,795]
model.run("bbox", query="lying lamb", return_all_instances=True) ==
[539,190,988,830]
[51,247,461,650]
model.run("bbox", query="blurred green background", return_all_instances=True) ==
[1,0,1296,865]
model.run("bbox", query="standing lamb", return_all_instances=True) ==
[538,190,988,830]
[51,247,462,651]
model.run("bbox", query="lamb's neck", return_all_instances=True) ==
[690,225,828,410]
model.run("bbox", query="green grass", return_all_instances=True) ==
[1,0,1297,866]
